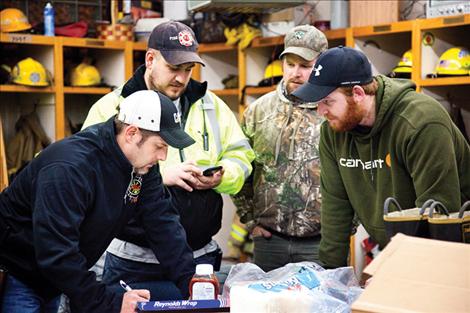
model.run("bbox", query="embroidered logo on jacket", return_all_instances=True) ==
[385,153,392,167]
[124,173,143,203]
[339,158,385,170]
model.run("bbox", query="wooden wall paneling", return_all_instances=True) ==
[350,0,399,27]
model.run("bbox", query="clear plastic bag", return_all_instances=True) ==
[223,262,362,313]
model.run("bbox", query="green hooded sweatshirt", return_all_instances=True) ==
[319,75,470,268]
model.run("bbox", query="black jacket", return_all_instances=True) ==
[0,118,195,312]
[117,65,224,251]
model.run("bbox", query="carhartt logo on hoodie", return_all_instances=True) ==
[339,157,385,170]
[385,153,392,167]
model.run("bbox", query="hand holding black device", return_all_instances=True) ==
[202,165,223,176]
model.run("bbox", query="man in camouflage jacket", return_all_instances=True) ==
[233,25,327,271]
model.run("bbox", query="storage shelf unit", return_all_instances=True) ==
[353,21,413,79]
[417,14,470,92]
[192,41,239,115]
[1,14,469,141]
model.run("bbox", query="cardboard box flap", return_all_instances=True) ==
[352,277,470,313]
[362,233,407,276]
[352,234,470,313]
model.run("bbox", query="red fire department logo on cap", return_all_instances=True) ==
[178,30,194,46]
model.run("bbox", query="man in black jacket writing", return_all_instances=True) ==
[0,90,195,313]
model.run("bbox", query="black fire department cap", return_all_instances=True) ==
[148,21,205,67]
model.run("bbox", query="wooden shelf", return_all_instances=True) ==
[419,76,470,87]
[251,35,283,48]
[0,84,55,93]
[133,41,147,51]
[419,14,470,30]
[63,86,113,94]
[245,86,276,95]
[199,42,237,53]
[0,32,55,45]
[212,89,238,96]
[62,37,126,49]
[353,20,413,37]
[324,28,347,40]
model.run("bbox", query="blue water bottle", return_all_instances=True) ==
[44,2,55,36]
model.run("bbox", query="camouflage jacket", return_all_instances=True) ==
[233,80,324,237]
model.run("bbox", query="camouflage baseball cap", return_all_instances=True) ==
[279,25,328,61]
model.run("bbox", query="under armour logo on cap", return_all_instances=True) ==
[314,64,323,76]
[292,46,373,103]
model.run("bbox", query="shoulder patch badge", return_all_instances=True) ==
[124,173,143,204]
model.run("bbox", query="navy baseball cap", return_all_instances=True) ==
[293,46,372,102]
[148,21,205,66]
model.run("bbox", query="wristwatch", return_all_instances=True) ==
[245,220,258,233]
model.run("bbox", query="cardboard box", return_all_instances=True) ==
[262,8,295,23]
[351,233,470,313]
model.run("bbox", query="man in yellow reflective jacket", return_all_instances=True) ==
[82,21,254,299]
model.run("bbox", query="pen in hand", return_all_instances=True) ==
[120,280,133,292]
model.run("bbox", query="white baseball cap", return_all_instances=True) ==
[118,90,195,149]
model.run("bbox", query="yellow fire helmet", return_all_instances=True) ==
[435,47,470,76]
[0,8,32,33]
[258,59,283,87]
[70,63,101,87]
[393,50,412,74]
[11,58,50,87]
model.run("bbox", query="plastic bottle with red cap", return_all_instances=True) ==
[189,264,219,300]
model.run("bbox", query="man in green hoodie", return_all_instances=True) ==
[293,46,470,268]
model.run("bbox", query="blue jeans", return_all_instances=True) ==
[102,248,222,300]
[253,231,322,272]
[1,274,60,313]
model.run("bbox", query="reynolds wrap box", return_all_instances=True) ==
[138,299,229,313]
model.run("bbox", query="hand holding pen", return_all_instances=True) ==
[119,280,150,313]
[120,280,133,291]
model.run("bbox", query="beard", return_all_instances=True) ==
[148,73,185,100]
[328,96,365,132]
[285,79,305,95]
